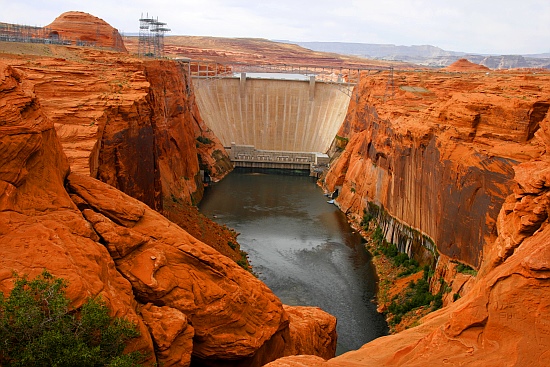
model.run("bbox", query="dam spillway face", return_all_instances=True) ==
[192,75,353,154]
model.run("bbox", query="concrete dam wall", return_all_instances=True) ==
[193,75,353,154]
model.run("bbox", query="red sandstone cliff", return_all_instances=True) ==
[265,61,550,366]
[47,11,127,52]
[0,42,239,258]
[324,61,548,269]
[0,58,337,365]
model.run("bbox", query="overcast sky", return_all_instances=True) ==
[3,0,550,55]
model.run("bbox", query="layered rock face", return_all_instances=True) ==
[0,58,337,365]
[324,61,549,269]
[266,62,550,366]
[47,11,127,52]
[0,61,155,361]
[5,50,230,208]
[1,44,239,260]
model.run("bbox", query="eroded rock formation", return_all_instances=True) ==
[265,61,550,366]
[0,40,238,258]
[6,51,230,208]
[0,61,156,362]
[47,11,127,52]
[324,60,549,269]
[1,36,337,365]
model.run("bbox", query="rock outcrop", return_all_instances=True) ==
[266,63,550,366]
[66,173,290,365]
[0,61,155,362]
[47,11,127,52]
[443,58,490,72]
[282,306,337,360]
[1,43,237,258]
[7,52,230,208]
[324,68,549,269]
[1,44,337,365]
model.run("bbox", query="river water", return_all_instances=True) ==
[198,169,388,354]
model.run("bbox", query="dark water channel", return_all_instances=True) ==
[198,169,388,354]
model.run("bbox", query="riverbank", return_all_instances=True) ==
[349,220,438,334]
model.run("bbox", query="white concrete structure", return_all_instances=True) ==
[193,74,353,154]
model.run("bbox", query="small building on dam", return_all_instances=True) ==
[191,70,354,173]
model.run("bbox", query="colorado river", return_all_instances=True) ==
[199,169,388,354]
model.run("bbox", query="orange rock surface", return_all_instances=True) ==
[266,66,550,366]
[0,40,240,259]
[444,58,491,72]
[0,58,338,365]
[283,306,337,360]
[47,11,127,52]
[0,61,156,363]
[324,66,549,269]
[1,49,229,206]
[66,173,289,363]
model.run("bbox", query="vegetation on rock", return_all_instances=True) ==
[0,271,143,367]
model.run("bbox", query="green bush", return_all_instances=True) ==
[196,136,212,145]
[372,226,384,245]
[360,212,373,230]
[0,271,143,367]
[455,262,477,276]
[386,266,444,324]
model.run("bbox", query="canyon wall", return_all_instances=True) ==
[265,61,550,366]
[7,49,231,208]
[1,44,242,259]
[0,52,337,366]
[323,62,549,269]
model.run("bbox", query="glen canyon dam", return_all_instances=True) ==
[1,9,550,367]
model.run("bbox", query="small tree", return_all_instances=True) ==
[0,270,143,367]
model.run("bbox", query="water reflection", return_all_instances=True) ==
[199,169,387,354]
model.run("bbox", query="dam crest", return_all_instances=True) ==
[185,61,363,172]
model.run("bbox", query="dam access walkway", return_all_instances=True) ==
[178,59,385,173]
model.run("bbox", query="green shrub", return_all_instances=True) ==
[393,252,410,267]
[385,265,445,324]
[380,242,398,258]
[236,251,250,271]
[455,262,477,276]
[372,226,384,245]
[0,271,143,367]
[360,212,373,230]
[196,136,212,145]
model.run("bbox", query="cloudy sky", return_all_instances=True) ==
[3,0,550,55]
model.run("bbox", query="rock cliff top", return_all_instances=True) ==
[444,58,491,72]
[47,11,127,52]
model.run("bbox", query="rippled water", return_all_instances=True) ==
[199,169,388,354]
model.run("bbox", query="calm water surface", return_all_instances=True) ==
[199,169,388,354]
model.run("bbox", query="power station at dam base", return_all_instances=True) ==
[227,143,330,176]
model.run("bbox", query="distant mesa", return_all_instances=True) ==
[47,11,127,52]
[444,58,490,72]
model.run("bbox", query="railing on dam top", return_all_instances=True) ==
[176,58,390,87]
